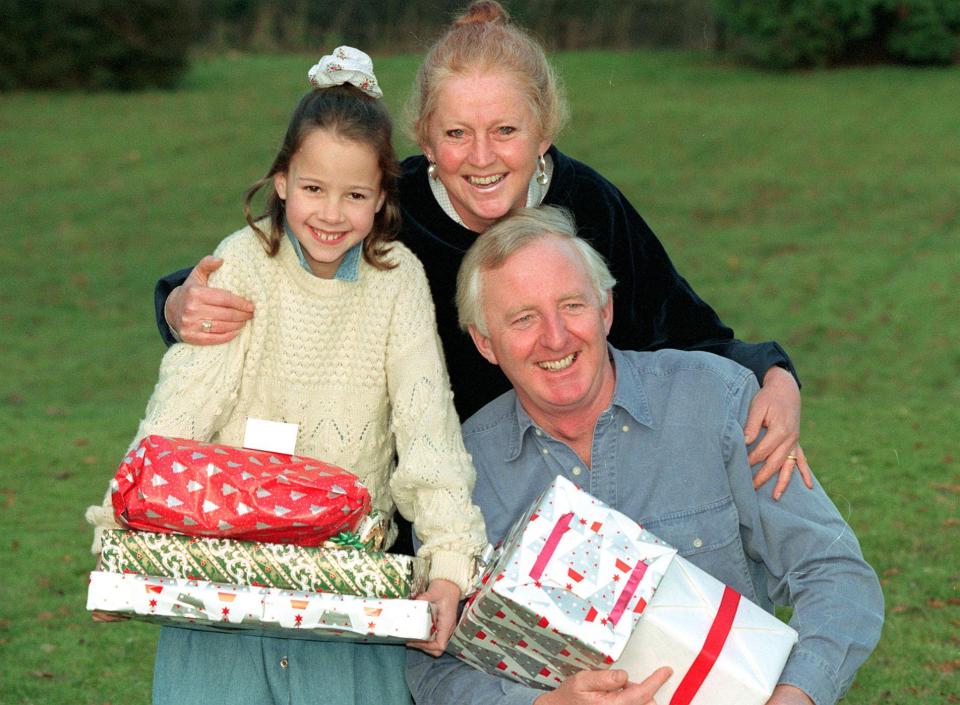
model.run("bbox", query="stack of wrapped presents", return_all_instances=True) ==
[449,475,799,705]
[86,435,434,643]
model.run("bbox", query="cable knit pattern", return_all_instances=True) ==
[90,225,486,593]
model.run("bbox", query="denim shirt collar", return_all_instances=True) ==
[284,220,362,281]
[502,344,656,462]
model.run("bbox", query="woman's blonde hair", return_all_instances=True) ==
[407,0,569,148]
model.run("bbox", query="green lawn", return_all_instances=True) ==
[1,50,957,704]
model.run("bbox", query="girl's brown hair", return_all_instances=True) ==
[407,0,569,148]
[244,83,400,270]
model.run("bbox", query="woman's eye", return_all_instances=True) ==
[446,129,465,138]
[497,126,517,136]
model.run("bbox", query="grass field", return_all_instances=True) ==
[1,49,958,704]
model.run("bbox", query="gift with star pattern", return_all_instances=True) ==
[110,435,371,546]
[448,475,677,689]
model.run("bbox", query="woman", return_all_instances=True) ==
[155,0,810,497]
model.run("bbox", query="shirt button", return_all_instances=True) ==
[535,429,543,436]
[279,657,289,669]
[541,447,549,455]
[571,466,582,476]
[692,538,703,549]
[621,425,630,433]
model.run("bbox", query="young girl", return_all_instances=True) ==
[86,47,486,705]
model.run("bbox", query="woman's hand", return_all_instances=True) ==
[165,256,254,345]
[407,578,462,657]
[745,366,813,499]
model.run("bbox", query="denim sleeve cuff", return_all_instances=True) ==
[778,648,841,705]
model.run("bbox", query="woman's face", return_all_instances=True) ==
[422,71,551,233]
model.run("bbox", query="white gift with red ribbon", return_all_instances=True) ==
[613,556,798,705]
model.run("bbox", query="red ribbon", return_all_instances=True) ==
[608,559,648,626]
[669,586,741,705]
[529,512,574,582]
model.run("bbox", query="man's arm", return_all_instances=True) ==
[406,649,672,705]
[729,377,884,705]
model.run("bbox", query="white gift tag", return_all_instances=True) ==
[243,418,298,455]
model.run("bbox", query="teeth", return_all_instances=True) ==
[311,227,345,242]
[468,174,504,186]
[539,353,577,371]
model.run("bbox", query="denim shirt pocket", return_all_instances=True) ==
[641,497,759,601]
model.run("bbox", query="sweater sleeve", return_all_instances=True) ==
[384,252,487,594]
[87,235,256,552]
[154,267,192,347]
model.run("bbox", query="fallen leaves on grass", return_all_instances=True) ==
[927,659,960,674]
[32,671,54,679]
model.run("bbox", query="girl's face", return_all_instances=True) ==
[422,70,551,233]
[275,128,385,279]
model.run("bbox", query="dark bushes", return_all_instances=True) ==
[0,0,200,90]
[715,0,960,68]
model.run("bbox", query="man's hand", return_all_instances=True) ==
[91,610,129,622]
[165,256,254,345]
[745,366,813,499]
[765,684,815,705]
[534,667,672,705]
[407,579,462,657]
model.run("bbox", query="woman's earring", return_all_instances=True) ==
[427,160,438,180]
[536,154,548,186]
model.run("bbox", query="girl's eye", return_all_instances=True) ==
[446,128,465,138]
[347,192,366,200]
[305,185,322,193]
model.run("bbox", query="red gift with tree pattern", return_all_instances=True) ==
[111,435,371,546]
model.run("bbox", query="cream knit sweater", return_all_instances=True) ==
[88,226,487,592]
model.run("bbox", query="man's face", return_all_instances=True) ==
[469,236,615,422]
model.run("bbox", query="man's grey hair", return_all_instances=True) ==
[456,206,617,336]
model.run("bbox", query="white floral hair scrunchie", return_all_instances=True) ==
[308,45,382,99]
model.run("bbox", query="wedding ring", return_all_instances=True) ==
[201,319,213,333]
[786,454,798,461]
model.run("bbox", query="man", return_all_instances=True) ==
[406,206,883,705]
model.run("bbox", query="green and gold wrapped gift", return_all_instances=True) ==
[99,528,427,599]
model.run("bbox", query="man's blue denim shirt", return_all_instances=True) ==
[407,346,883,705]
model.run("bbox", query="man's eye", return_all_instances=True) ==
[497,126,516,136]
[446,129,465,138]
